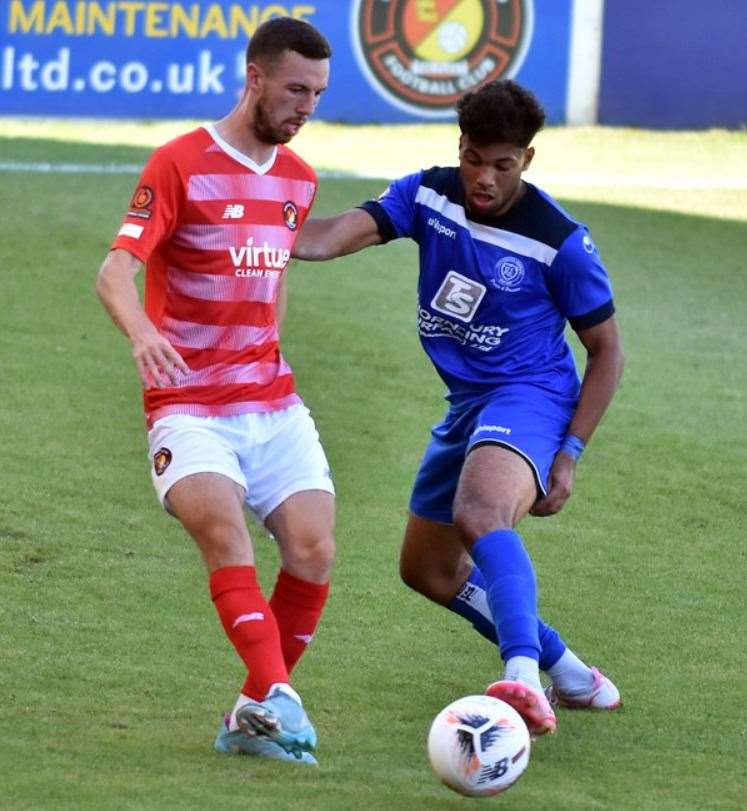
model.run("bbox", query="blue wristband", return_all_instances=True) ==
[560,434,586,461]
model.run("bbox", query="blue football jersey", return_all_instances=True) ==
[359,167,615,401]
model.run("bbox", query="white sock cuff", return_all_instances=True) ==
[504,655,542,690]
[267,682,302,704]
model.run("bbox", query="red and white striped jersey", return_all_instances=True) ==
[112,124,317,427]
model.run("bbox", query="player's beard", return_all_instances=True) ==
[252,97,293,145]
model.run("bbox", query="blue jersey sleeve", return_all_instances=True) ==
[547,228,615,331]
[358,171,423,242]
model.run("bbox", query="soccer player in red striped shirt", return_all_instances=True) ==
[96,18,333,764]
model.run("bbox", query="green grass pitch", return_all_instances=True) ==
[0,124,745,810]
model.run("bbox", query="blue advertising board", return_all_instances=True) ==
[0,1,572,122]
[599,0,747,129]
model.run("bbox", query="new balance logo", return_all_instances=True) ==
[222,204,245,219]
[294,634,314,644]
[458,584,478,602]
[233,612,264,628]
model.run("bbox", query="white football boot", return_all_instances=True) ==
[545,667,621,710]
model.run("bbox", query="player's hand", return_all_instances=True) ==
[530,452,576,517]
[131,329,190,388]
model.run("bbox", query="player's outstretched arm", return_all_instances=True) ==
[532,316,624,517]
[293,208,383,261]
[95,248,190,388]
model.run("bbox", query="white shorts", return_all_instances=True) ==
[146,404,335,522]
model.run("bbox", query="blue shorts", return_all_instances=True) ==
[409,385,577,524]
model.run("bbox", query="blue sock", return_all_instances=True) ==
[470,530,540,662]
[537,620,566,671]
[449,567,567,670]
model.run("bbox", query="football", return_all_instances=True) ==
[427,695,531,797]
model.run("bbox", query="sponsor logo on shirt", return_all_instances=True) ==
[222,204,245,219]
[229,238,290,277]
[492,256,525,292]
[282,200,299,230]
[431,270,486,322]
[427,216,456,239]
[583,234,597,254]
[418,307,509,352]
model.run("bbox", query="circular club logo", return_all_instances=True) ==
[493,256,525,291]
[352,0,534,119]
[282,200,299,230]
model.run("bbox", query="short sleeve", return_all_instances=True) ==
[294,162,318,231]
[547,227,615,331]
[357,170,423,242]
[111,147,182,263]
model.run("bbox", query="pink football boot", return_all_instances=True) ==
[486,680,557,736]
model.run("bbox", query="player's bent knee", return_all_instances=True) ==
[399,556,423,593]
[282,532,336,580]
[453,505,513,546]
[187,515,239,544]
[400,555,469,605]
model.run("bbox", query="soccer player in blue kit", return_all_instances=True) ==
[293,80,624,736]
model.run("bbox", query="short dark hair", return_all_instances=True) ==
[457,80,545,148]
[246,17,331,67]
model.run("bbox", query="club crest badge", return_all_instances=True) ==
[283,200,299,230]
[352,0,534,119]
[128,185,154,219]
[492,256,525,292]
[153,447,172,477]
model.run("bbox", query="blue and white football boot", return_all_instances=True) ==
[235,683,317,758]
[214,715,318,764]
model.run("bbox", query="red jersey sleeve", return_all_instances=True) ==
[297,179,318,231]
[111,146,182,263]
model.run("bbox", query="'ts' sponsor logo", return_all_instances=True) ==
[352,0,534,119]
[431,270,486,322]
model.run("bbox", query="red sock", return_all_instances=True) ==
[270,569,330,673]
[209,566,289,700]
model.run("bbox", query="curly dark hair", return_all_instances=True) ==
[457,80,545,147]
[246,17,331,67]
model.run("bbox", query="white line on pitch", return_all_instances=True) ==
[1,160,746,190]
